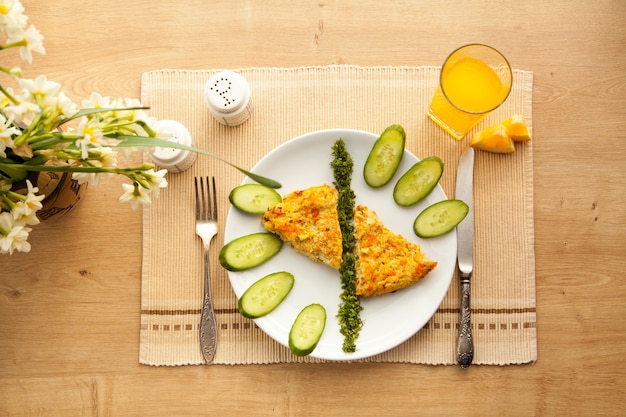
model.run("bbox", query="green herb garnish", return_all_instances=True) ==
[331,138,363,352]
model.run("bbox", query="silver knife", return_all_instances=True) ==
[455,146,475,368]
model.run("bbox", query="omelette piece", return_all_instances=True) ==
[353,204,437,297]
[261,184,438,297]
[261,185,343,269]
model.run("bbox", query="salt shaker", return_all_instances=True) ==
[204,70,253,126]
[148,120,196,173]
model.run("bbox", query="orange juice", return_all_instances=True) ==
[428,45,512,140]
[443,57,504,112]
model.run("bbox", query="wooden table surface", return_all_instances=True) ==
[2,1,625,415]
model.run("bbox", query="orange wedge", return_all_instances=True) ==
[471,123,515,154]
[502,114,532,142]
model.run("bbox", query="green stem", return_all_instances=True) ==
[13,112,46,147]
[0,162,118,174]
[133,119,157,137]
[28,135,71,150]
[0,40,27,50]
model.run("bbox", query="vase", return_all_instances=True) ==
[34,170,87,222]
[12,169,88,222]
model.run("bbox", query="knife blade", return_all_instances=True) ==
[455,146,475,368]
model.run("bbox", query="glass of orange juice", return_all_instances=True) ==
[428,44,512,140]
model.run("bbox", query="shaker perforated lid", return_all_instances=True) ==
[204,71,250,115]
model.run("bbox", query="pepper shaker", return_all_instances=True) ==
[204,71,253,126]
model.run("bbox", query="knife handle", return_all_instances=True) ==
[457,275,473,368]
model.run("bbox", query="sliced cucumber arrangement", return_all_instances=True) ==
[229,184,282,214]
[393,156,444,207]
[238,271,295,318]
[289,303,327,356]
[219,232,283,271]
[413,199,469,238]
[363,124,406,188]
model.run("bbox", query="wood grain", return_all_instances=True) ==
[2,0,625,415]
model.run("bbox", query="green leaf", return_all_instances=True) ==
[62,107,149,124]
[113,135,282,189]
[0,162,28,182]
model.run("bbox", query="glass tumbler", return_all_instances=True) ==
[427,44,512,140]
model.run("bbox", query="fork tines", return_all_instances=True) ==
[195,176,217,220]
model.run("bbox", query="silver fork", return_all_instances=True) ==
[194,176,218,363]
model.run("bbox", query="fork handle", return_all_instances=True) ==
[199,248,218,363]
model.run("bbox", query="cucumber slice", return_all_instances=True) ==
[229,184,282,214]
[219,233,283,271]
[238,271,295,318]
[413,199,469,238]
[289,303,327,356]
[363,124,406,188]
[393,156,444,207]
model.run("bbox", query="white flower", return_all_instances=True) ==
[10,179,43,225]
[0,113,20,157]
[18,74,60,106]
[71,170,108,186]
[75,117,103,159]
[6,23,45,63]
[0,113,20,137]
[0,0,27,34]
[12,200,40,225]
[119,182,151,210]
[82,92,112,110]
[117,98,145,119]
[151,118,174,141]
[75,117,118,159]
[71,147,117,186]
[143,169,168,198]
[54,90,78,117]
[116,97,150,134]
[3,76,63,124]
[11,77,77,117]
[0,211,31,254]
[2,97,39,124]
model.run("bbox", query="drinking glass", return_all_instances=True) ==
[427,44,512,140]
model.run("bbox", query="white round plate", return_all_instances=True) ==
[223,129,456,360]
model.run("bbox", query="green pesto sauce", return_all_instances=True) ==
[331,139,363,352]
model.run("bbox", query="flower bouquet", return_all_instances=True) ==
[0,1,277,254]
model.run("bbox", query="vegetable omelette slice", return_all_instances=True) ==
[261,184,438,297]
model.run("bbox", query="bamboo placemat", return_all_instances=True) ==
[139,65,536,366]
